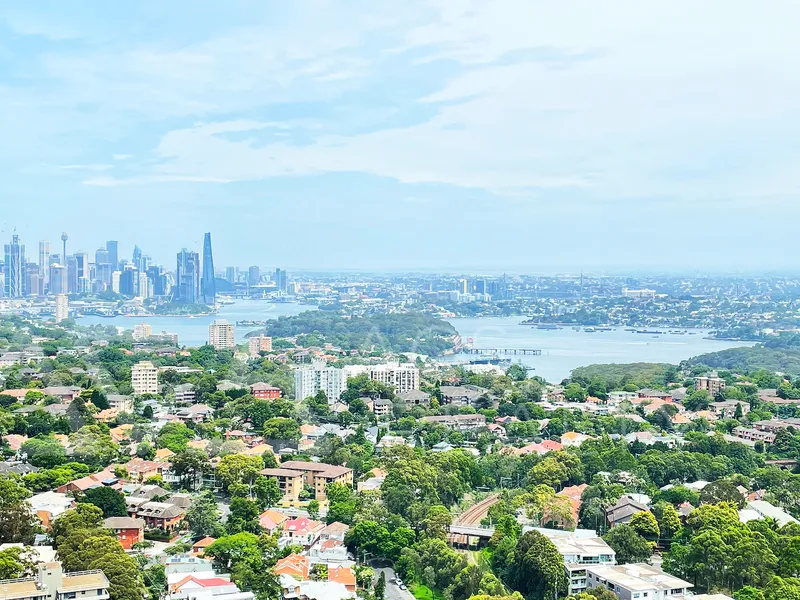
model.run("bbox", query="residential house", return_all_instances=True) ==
[421,414,486,431]
[173,384,196,405]
[277,576,354,600]
[191,537,216,557]
[42,386,82,401]
[282,517,324,547]
[258,509,289,535]
[135,502,186,531]
[369,398,393,418]
[397,389,431,408]
[56,467,119,494]
[709,400,749,419]
[439,385,488,406]
[169,575,254,600]
[274,554,309,580]
[28,491,74,528]
[125,458,166,482]
[107,395,133,412]
[175,404,213,424]
[103,516,145,550]
[250,383,282,400]
[733,426,776,444]
[606,496,648,528]
[561,432,592,447]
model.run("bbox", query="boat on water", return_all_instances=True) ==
[236,320,268,327]
[584,327,596,333]
[635,329,664,334]
[535,324,561,330]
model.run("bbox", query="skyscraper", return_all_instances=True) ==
[106,241,118,271]
[225,267,236,283]
[49,264,68,295]
[119,266,139,297]
[248,266,260,286]
[66,256,78,293]
[175,249,200,304]
[39,241,50,290]
[147,266,167,297]
[133,245,142,268]
[4,235,26,297]
[274,268,288,293]
[200,232,216,306]
[95,248,111,287]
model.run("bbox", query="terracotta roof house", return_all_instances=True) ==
[192,536,217,556]
[259,509,289,535]
[274,553,309,580]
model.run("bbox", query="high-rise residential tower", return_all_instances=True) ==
[4,235,26,297]
[39,241,50,290]
[175,249,200,304]
[200,232,216,306]
[209,319,235,349]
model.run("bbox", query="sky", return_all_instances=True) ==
[1,1,799,273]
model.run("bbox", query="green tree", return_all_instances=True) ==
[170,448,211,490]
[185,492,225,539]
[20,436,67,468]
[156,422,194,453]
[69,425,118,467]
[602,525,652,564]
[216,454,264,489]
[0,477,38,543]
[653,502,681,539]
[78,486,128,517]
[511,531,568,600]
[375,570,386,600]
[629,511,660,541]
[253,476,282,510]
[262,417,300,441]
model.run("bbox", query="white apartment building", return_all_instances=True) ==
[0,562,110,600]
[132,361,159,395]
[133,322,153,342]
[209,320,236,350]
[537,530,616,596]
[343,362,420,394]
[107,394,133,412]
[295,361,347,403]
[586,563,692,600]
[111,271,121,294]
[249,335,273,356]
[55,294,69,323]
[138,272,150,300]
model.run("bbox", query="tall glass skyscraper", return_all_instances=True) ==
[175,249,200,304]
[106,240,119,271]
[4,235,26,297]
[200,232,216,306]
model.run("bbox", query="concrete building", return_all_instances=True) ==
[695,375,726,396]
[537,530,616,596]
[0,562,110,600]
[55,294,69,323]
[294,361,347,403]
[260,468,305,502]
[398,389,431,408]
[103,516,145,550]
[709,400,749,419]
[132,361,159,395]
[209,320,235,350]
[368,363,419,394]
[732,426,776,444]
[279,461,353,500]
[107,395,133,412]
[133,322,153,341]
[248,335,273,356]
[250,382,282,400]
[586,563,692,600]
[421,414,486,431]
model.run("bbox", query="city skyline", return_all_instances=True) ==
[1,2,799,271]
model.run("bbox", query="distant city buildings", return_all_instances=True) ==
[248,265,260,286]
[132,361,159,395]
[274,268,288,292]
[209,320,236,350]
[622,287,656,299]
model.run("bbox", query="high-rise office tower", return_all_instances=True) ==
[147,266,167,296]
[66,256,78,293]
[138,272,150,299]
[26,263,42,296]
[274,268,288,292]
[39,241,50,290]
[106,241,118,271]
[200,232,216,306]
[94,248,111,287]
[175,249,200,304]
[248,265,260,286]
[459,279,469,294]
[133,246,143,272]
[119,266,138,297]
[225,267,236,283]
[4,235,26,297]
[49,264,68,295]
[60,233,68,266]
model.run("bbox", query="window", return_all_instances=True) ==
[634,595,640,599]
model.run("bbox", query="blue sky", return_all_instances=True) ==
[1,1,799,273]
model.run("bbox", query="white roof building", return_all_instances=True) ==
[586,563,692,600]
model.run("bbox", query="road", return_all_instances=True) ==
[375,567,414,600]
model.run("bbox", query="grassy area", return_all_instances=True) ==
[409,583,444,600]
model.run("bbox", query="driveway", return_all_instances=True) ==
[374,567,415,600]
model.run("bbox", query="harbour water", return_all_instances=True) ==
[79,305,754,382]
[77,300,315,346]
[446,317,754,382]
